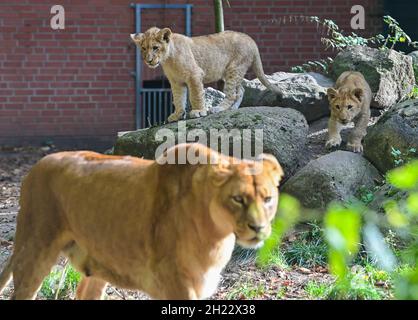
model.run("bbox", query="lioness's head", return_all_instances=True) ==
[327,87,364,125]
[130,27,172,69]
[208,154,284,249]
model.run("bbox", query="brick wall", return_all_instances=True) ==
[0,0,383,148]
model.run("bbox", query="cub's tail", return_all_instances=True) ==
[251,49,283,98]
[0,256,13,295]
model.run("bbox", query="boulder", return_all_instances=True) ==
[282,151,381,210]
[241,72,334,122]
[364,99,418,173]
[114,107,309,178]
[331,46,416,109]
[205,87,225,109]
[408,51,418,82]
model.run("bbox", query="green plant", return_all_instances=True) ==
[226,281,266,300]
[305,281,330,299]
[291,15,417,75]
[283,224,328,268]
[40,264,81,300]
[391,147,416,167]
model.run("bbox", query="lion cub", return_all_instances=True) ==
[326,71,372,153]
[130,27,282,122]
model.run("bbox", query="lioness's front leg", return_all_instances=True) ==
[347,113,369,153]
[168,82,187,123]
[187,74,207,119]
[326,117,343,149]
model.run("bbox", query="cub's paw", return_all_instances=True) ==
[209,106,227,114]
[167,110,185,123]
[347,142,363,153]
[189,109,207,119]
[325,137,342,149]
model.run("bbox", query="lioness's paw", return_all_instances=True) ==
[347,142,363,153]
[209,106,227,114]
[189,109,207,118]
[325,137,342,149]
[167,111,185,122]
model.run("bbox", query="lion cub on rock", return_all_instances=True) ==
[0,144,283,300]
[326,71,372,153]
[130,27,282,122]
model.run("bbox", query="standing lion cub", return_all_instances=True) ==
[0,143,283,300]
[326,71,372,153]
[130,27,282,122]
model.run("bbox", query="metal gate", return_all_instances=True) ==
[131,3,193,129]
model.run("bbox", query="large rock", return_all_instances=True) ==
[364,99,418,173]
[205,87,225,108]
[114,107,308,178]
[282,151,381,210]
[241,72,334,122]
[408,51,418,82]
[331,46,416,108]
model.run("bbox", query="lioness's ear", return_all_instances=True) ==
[258,154,284,187]
[353,88,364,102]
[158,28,172,43]
[209,160,234,186]
[130,33,143,44]
[327,88,338,100]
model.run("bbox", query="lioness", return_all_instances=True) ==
[326,71,372,153]
[130,27,282,122]
[0,143,283,300]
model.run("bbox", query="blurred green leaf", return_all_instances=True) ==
[384,200,409,228]
[407,193,418,215]
[257,194,300,266]
[387,160,418,190]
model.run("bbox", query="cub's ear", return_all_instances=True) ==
[209,159,234,187]
[158,28,172,43]
[353,88,364,102]
[327,88,338,100]
[258,154,284,187]
[130,33,143,44]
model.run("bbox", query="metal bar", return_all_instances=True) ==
[135,5,142,129]
[137,4,194,9]
[152,91,156,125]
[186,4,192,36]
[142,93,145,128]
[146,92,152,127]
[158,91,162,124]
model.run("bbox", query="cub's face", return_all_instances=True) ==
[130,27,172,69]
[327,88,364,125]
[210,155,284,249]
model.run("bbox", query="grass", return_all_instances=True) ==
[305,281,330,299]
[40,263,81,300]
[283,223,328,268]
[226,281,266,300]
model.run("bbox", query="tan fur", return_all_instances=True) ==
[130,27,283,122]
[0,143,283,300]
[326,71,372,153]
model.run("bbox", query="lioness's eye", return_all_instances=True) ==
[232,195,244,205]
[264,196,272,204]
[347,105,353,110]
[335,105,340,110]
[141,47,146,51]
[153,46,159,51]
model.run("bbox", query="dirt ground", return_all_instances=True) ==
[0,115,382,300]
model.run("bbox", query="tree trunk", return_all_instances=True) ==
[214,0,225,91]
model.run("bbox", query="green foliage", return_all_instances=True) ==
[258,152,418,300]
[226,281,266,299]
[391,147,416,167]
[305,281,329,299]
[257,194,300,267]
[283,224,328,268]
[324,204,361,280]
[40,264,81,300]
[291,15,417,75]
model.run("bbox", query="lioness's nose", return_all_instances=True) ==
[248,224,265,233]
